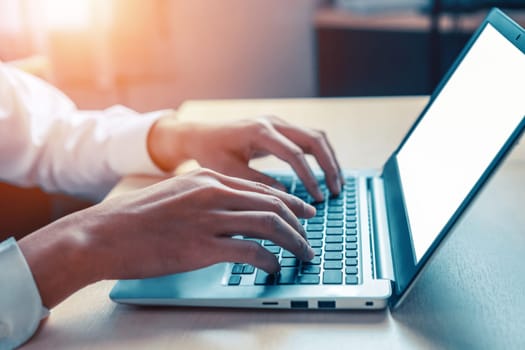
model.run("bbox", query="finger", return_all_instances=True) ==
[214,172,315,218]
[216,211,315,262]
[224,160,287,192]
[216,190,308,239]
[275,125,343,195]
[253,125,324,201]
[216,239,281,273]
[324,133,345,184]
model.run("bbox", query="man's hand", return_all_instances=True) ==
[19,169,315,309]
[148,116,344,202]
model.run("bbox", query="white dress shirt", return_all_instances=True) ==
[0,62,168,349]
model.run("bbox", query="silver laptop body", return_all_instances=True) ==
[110,8,525,310]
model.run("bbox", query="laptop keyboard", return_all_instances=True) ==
[227,175,360,287]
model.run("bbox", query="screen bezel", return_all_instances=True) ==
[383,8,525,309]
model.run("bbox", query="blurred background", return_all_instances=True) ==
[3,0,525,111]
[1,0,525,235]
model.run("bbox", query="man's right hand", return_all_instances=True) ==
[19,168,315,309]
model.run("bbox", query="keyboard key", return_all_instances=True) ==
[346,209,357,216]
[326,236,343,243]
[309,239,323,248]
[323,270,343,284]
[308,217,324,224]
[304,256,321,265]
[328,199,343,206]
[254,270,276,285]
[295,184,306,191]
[313,202,325,210]
[324,252,343,260]
[307,224,324,232]
[346,275,359,285]
[328,206,343,213]
[346,222,357,229]
[346,258,358,266]
[346,229,358,236]
[326,221,343,228]
[282,250,295,258]
[324,261,343,269]
[266,246,281,254]
[346,203,356,210]
[301,265,321,274]
[228,275,242,285]
[346,243,358,250]
[326,228,343,235]
[327,213,343,220]
[242,265,255,274]
[346,251,358,258]
[281,258,299,267]
[307,231,323,240]
[346,266,358,275]
[263,240,276,246]
[232,264,244,274]
[297,275,320,284]
[295,190,308,197]
[325,244,343,252]
[346,216,357,222]
[313,247,322,256]
[346,236,357,243]
[278,268,298,285]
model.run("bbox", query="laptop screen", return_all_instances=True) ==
[396,23,525,263]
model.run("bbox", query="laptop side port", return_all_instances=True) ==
[317,300,336,309]
[290,300,309,309]
[262,301,279,306]
[365,301,374,307]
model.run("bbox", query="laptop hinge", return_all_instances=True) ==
[367,177,395,282]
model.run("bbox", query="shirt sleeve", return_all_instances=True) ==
[0,62,172,201]
[0,238,49,350]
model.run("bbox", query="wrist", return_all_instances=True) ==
[18,210,102,309]
[147,112,190,172]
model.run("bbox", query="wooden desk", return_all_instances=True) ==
[23,97,525,349]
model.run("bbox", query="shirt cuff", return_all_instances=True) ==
[0,238,49,349]
[107,109,176,176]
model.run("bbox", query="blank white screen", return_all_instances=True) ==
[397,24,525,262]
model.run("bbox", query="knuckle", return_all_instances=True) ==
[195,167,216,179]
[312,130,325,143]
[269,196,286,214]
[253,119,273,137]
[255,181,271,194]
[290,147,305,160]
[264,212,282,232]
[264,115,279,124]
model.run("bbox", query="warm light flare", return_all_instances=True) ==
[43,0,93,29]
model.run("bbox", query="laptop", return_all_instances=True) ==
[110,8,525,310]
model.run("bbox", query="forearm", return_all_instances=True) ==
[0,63,167,201]
[18,211,103,309]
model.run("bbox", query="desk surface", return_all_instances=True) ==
[24,97,525,350]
